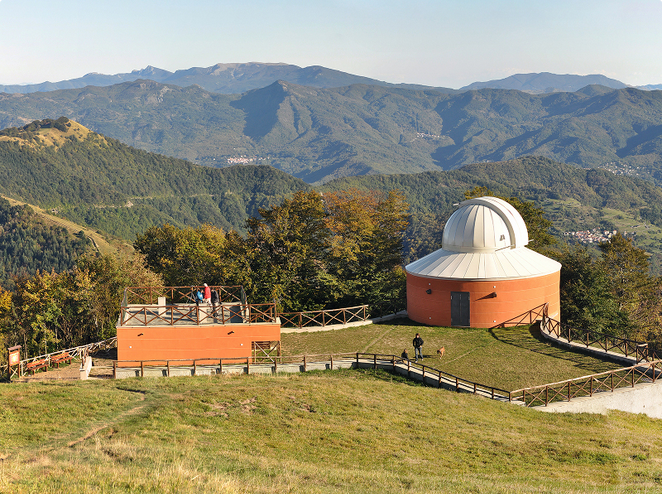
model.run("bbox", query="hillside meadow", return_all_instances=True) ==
[2,321,656,493]
[1,370,662,493]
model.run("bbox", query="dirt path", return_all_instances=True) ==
[360,327,394,353]
[67,391,147,448]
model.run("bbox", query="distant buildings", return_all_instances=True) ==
[563,229,635,244]
[226,156,268,165]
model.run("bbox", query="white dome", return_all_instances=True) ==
[406,196,561,280]
[442,197,529,253]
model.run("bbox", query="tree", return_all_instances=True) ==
[246,191,329,311]
[598,233,662,339]
[77,252,163,341]
[324,189,409,312]
[134,224,227,287]
[556,245,629,335]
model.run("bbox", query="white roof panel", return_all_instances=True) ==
[406,247,561,281]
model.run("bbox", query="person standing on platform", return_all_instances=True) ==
[203,283,212,304]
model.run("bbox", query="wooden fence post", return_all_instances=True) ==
[304,355,307,372]
[113,361,116,379]
[140,361,144,378]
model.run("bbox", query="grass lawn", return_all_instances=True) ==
[1,371,662,493]
[281,319,623,391]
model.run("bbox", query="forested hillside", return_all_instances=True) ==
[0,119,309,239]
[0,198,91,289]
[4,120,662,273]
[2,81,662,183]
[322,156,662,265]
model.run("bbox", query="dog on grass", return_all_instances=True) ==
[437,347,445,358]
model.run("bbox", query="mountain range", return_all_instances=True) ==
[2,80,662,184]
[2,62,657,95]
[0,62,456,96]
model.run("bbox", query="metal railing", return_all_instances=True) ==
[510,360,662,407]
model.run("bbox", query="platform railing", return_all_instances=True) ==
[119,302,277,327]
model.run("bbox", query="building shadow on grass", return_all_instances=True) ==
[487,323,621,373]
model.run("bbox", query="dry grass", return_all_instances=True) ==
[1,372,662,493]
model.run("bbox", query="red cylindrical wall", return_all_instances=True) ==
[406,271,560,328]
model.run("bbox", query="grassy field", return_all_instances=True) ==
[281,319,622,391]
[2,371,662,493]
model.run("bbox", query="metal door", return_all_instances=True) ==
[451,291,470,326]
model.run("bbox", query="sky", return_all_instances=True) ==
[1,0,662,88]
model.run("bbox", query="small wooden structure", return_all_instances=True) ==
[7,345,21,381]
[116,286,281,367]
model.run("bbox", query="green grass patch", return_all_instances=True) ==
[281,319,623,390]
[1,372,662,493]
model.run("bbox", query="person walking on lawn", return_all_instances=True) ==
[413,333,424,362]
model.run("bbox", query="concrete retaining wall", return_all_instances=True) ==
[537,381,662,418]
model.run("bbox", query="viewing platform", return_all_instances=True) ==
[117,286,281,366]
[119,285,277,327]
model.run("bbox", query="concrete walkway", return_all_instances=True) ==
[535,380,662,418]
[534,323,662,417]
[112,355,513,402]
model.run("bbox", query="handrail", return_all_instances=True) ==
[119,302,277,326]
[278,305,369,328]
[111,351,510,400]
[121,286,247,306]
[490,303,549,329]
[541,316,652,363]
[491,303,653,363]
[12,337,118,379]
[510,359,662,407]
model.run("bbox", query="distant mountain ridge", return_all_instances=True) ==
[0,62,456,95]
[461,72,628,93]
[6,62,661,96]
[3,80,662,184]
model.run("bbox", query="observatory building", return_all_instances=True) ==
[405,197,561,328]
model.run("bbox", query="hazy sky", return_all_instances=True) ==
[2,0,662,88]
